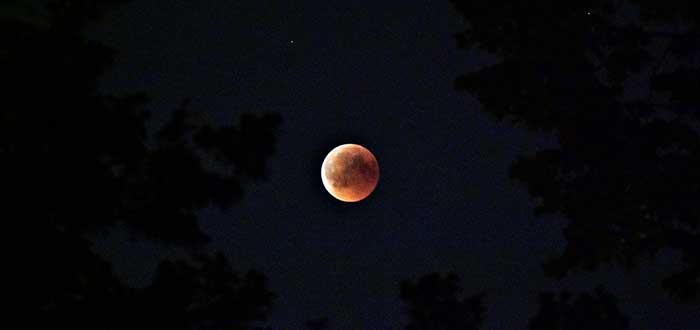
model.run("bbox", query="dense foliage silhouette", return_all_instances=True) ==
[400,272,485,330]
[305,317,330,330]
[529,287,630,330]
[399,274,631,330]
[3,1,280,329]
[451,0,699,302]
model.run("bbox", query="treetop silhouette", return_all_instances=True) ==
[451,0,699,302]
[4,1,280,329]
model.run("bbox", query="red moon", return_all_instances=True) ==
[321,144,379,202]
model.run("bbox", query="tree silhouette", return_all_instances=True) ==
[135,253,274,330]
[3,1,280,328]
[400,272,485,330]
[305,317,330,330]
[451,0,699,302]
[529,287,630,330]
[400,273,632,330]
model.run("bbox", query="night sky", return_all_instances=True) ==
[84,1,699,329]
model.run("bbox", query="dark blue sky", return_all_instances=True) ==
[88,1,699,329]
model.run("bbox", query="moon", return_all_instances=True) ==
[321,144,379,202]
